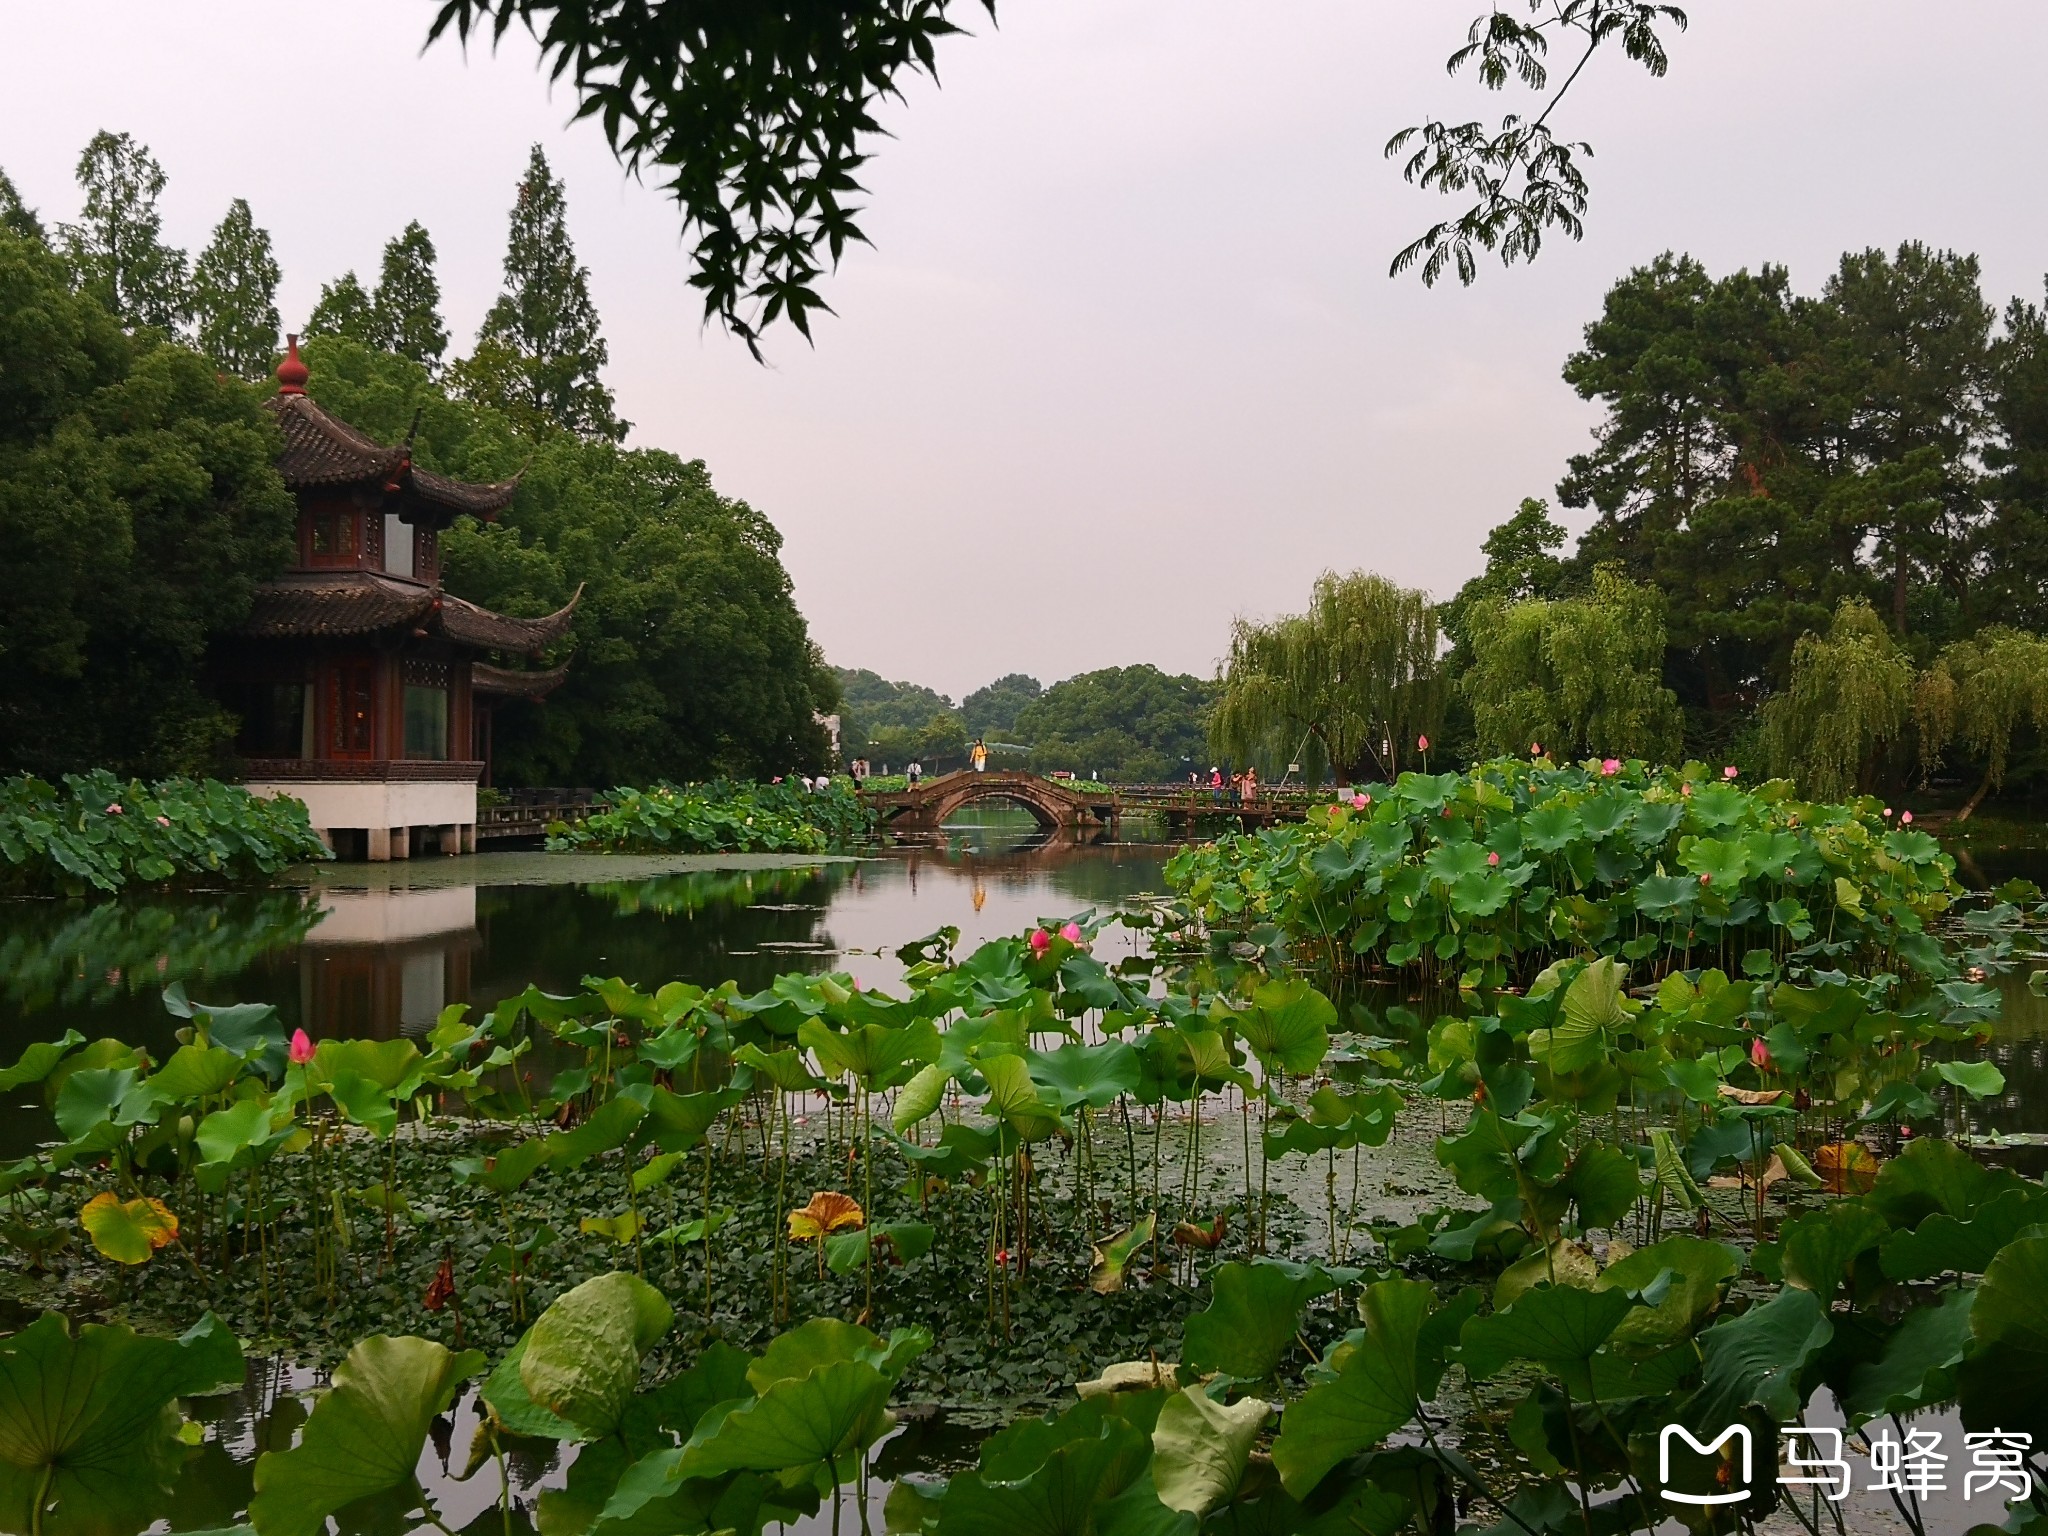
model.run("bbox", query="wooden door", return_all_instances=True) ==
[328,659,377,759]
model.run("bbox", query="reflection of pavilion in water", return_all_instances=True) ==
[300,886,477,1039]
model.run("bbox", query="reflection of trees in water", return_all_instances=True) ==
[0,890,321,1015]
[471,865,852,1007]
[891,829,1175,906]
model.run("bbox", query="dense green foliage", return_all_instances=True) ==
[1463,563,1682,762]
[190,198,281,380]
[0,229,296,778]
[546,779,873,854]
[1015,664,1216,782]
[308,221,450,373]
[961,671,1041,739]
[1168,757,1962,992]
[836,668,964,767]
[302,338,836,782]
[0,865,2036,1534]
[1211,571,1442,783]
[0,771,328,894]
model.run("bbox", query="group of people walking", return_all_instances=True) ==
[1198,765,1258,804]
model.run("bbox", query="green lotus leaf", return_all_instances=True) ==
[976,1052,1064,1140]
[519,1272,674,1439]
[308,1037,423,1096]
[1595,1236,1743,1352]
[1957,1226,2048,1441]
[144,1043,245,1105]
[1455,1283,1636,1397]
[1150,1388,1268,1516]
[747,1318,929,1393]
[1880,1188,2048,1281]
[1840,1287,1975,1425]
[675,1360,895,1483]
[544,1095,647,1169]
[938,1404,1152,1536]
[1027,1040,1140,1111]
[323,1069,398,1139]
[891,1062,951,1131]
[54,1065,152,1142]
[195,1097,293,1169]
[1867,1137,2009,1227]
[1683,1284,1832,1427]
[1183,1260,1352,1382]
[478,1333,580,1441]
[249,1334,482,1536]
[1934,1060,2006,1098]
[0,1312,242,1536]
[450,1135,552,1193]
[799,1017,940,1090]
[1241,978,1335,1077]
[0,1031,82,1092]
[1271,1277,1433,1498]
[1779,1202,1890,1306]
[734,1043,826,1094]
[825,1220,936,1276]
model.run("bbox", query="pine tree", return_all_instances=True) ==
[306,271,377,344]
[60,131,188,332]
[190,198,281,378]
[459,145,625,441]
[370,221,448,371]
[0,167,45,243]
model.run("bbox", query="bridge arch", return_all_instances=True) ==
[863,770,1116,834]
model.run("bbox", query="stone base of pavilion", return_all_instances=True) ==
[243,760,481,861]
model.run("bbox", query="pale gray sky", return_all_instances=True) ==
[6,3,2045,699]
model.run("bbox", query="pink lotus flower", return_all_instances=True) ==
[1900,810,1913,825]
[1486,851,1500,867]
[1600,759,1620,776]
[1351,794,1368,810]
[288,1028,315,1065]
[106,803,122,815]
[155,815,170,827]
[1028,929,1051,954]
[1723,765,1739,780]
[1698,872,1712,886]
[1882,807,1893,818]
[1681,782,1693,797]
[1749,1036,1773,1070]
[1530,742,1541,755]
[1417,735,1430,752]
[1060,922,1082,943]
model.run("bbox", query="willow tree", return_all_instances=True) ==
[1210,571,1441,783]
[1762,599,1914,798]
[1914,627,2048,818]
[1462,564,1681,763]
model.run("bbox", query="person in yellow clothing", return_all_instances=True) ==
[970,739,989,772]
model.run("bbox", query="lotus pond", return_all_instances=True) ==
[0,765,2045,1536]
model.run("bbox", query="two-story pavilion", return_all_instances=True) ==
[223,337,576,860]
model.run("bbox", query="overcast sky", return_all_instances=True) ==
[6,3,2046,700]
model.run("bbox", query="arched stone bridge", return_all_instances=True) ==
[861,770,1120,833]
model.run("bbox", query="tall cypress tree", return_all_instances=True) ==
[460,145,625,441]
[59,131,188,333]
[306,271,377,344]
[0,167,45,243]
[370,221,448,371]
[191,198,281,379]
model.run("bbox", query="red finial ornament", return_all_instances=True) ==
[276,333,309,395]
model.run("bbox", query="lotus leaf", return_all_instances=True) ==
[249,1334,482,1536]
[0,1312,242,1536]
[1683,1285,1832,1427]
[1240,979,1335,1076]
[1957,1226,2048,1440]
[1088,1213,1156,1295]
[79,1191,178,1264]
[1840,1287,1975,1424]
[1183,1260,1353,1381]
[1270,1277,1433,1498]
[518,1271,672,1439]
[1150,1389,1268,1516]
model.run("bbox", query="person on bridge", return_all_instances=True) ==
[971,740,989,772]
[1209,766,1223,803]
[908,759,923,786]
[1243,766,1259,803]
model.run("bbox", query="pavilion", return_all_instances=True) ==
[221,337,576,859]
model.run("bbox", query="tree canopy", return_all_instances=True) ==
[1211,571,1442,783]
[191,198,281,379]
[1462,564,1682,763]
[456,145,624,440]
[1014,665,1214,783]
[0,228,294,776]
[59,131,189,334]
[300,338,833,782]
[962,673,1041,740]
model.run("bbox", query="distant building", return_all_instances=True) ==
[218,337,576,860]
